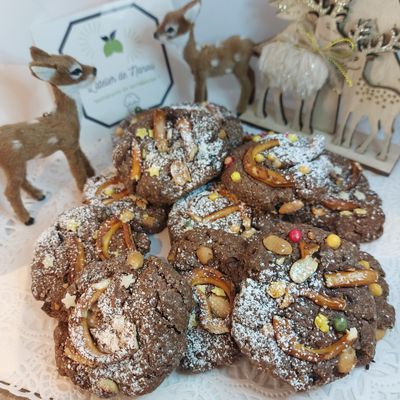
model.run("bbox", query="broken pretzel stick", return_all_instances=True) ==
[324,269,379,288]
[243,140,294,188]
[273,316,357,363]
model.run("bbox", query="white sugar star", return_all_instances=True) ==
[61,293,76,309]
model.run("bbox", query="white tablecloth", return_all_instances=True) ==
[0,66,399,400]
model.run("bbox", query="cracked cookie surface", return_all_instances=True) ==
[169,228,248,371]
[232,220,395,390]
[113,103,243,206]
[83,173,168,234]
[54,256,193,397]
[31,205,150,318]
[221,134,384,243]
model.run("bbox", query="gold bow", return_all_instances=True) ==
[299,29,356,88]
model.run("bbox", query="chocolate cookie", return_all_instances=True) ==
[31,205,150,318]
[221,133,384,243]
[54,256,193,397]
[168,183,255,242]
[115,102,243,149]
[287,153,384,243]
[232,220,395,391]
[168,227,248,285]
[83,173,168,234]
[168,228,248,372]
[112,103,243,205]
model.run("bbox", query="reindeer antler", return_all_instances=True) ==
[270,0,311,20]
[364,26,400,54]
[302,0,351,17]
[347,19,376,48]
[302,0,331,16]
[330,0,351,17]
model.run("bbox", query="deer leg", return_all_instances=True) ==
[3,165,33,225]
[271,88,286,126]
[194,74,207,103]
[254,75,269,118]
[290,96,303,132]
[333,112,350,146]
[247,66,256,105]
[302,94,317,134]
[342,113,361,148]
[63,148,89,191]
[377,118,394,161]
[76,147,95,177]
[233,64,253,115]
[356,115,378,154]
[21,178,45,201]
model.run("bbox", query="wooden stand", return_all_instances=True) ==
[240,107,400,175]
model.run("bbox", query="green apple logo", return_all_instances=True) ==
[101,30,123,57]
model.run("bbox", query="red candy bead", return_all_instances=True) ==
[289,229,302,243]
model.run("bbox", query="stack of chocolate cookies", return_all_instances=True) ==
[30,103,395,397]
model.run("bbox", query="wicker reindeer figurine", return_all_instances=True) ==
[334,22,400,161]
[154,0,255,114]
[256,0,353,133]
[0,47,96,225]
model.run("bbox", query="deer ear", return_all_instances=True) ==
[30,46,51,61]
[29,65,56,82]
[183,1,201,24]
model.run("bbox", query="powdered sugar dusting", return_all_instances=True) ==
[168,183,249,240]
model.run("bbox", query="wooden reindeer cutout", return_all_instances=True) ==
[154,0,255,114]
[334,22,400,161]
[0,47,96,225]
[256,0,352,133]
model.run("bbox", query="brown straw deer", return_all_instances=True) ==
[334,22,400,161]
[154,0,254,114]
[0,47,96,225]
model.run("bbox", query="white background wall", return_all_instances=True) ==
[0,0,287,64]
[0,0,398,132]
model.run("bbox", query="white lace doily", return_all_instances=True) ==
[0,122,399,400]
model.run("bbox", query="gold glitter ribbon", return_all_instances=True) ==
[300,30,356,88]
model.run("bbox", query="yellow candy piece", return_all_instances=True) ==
[103,187,115,196]
[325,234,341,250]
[148,166,160,177]
[267,153,276,161]
[369,283,383,297]
[252,135,262,142]
[66,219,79,233]
[288,133,298,143]
[358,260,370,269]
[231,171,241,183]
[254,153,265,163]
[314,313,330,333]
[135,128,148,139]
[208,192,219,201]
[299,165,311,175]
